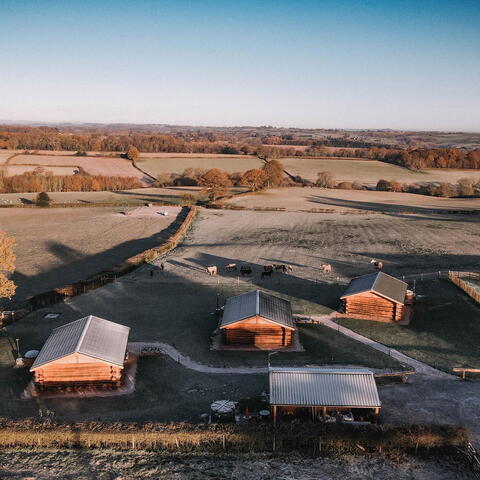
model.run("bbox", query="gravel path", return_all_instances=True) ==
[307,315,458,379]
[128,342,267,374]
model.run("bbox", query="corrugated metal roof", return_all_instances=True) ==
[31,315,130,370]
[269,367,381,407]
[220,290,294,329]
[341,272,407,304]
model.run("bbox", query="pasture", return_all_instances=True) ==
[225,187,480,212]
[0,186,206,207]
[137,154,480,185]
[0,206,182,305]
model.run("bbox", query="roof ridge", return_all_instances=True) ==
[372,271,382,290]
[75,315,92,352]
[255,290,260,315]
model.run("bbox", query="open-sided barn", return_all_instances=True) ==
[269,367,381,424]
[340,272,409,323]
[219,290,296,349]
[30,315,130,388]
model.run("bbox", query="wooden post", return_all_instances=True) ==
[272,405,277,425]
[374,408,380,424]
[322,407,327,420]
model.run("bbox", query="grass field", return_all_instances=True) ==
[137,154,480,185]
[337,280,480,373]
[0,206,182,304]
[0,186,207,207]
[225,187,480,212]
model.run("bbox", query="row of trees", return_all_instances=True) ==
[0,171,142,193]
[157,160,288,200]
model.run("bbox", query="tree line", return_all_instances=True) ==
[0,171,142,194]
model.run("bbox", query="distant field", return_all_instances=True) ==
[2,165,77,176]
[137,155,263,175]
[226,187,480,212]
[137,155,479,185]
[8,154,154,185]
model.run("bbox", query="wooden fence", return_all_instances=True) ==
[28,206,198,310]
[448,271,480,304]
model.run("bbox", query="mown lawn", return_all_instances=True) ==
[336,280,480,373]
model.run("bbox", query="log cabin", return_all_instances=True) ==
[30,315,130,389]
[220,290,296,349]
[269,367,381,424]
[340,272,408,323]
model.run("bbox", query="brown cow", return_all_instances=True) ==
[321,264,332,273]
[225,263,237,272]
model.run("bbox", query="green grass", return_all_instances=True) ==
[336,280,480,373]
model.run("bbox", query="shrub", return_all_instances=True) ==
[316,171,335,188]
[35,192,52,207]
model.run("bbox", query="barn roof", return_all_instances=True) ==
[31,315,130,370]
[269,367,381,407]
[220,290,294,329]
[341,272,407,304]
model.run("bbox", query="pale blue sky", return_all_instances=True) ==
[1,0,479,130]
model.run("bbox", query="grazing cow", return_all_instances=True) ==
[370,259,383,271]
[263,265,274,273]
[225,263,237,272]
[274,264,285,272]
[321,264,332,273]
[240,265,252,276]
[285,265,293,273]
[206,266,217,276]
[261,270,272,279]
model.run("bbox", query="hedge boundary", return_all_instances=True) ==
[27,206,197,310]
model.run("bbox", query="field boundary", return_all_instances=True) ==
[0,421,467,457]
[27,206,198,310]
[449,271,480,304]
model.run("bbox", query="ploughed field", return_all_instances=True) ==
[1,206,181,305]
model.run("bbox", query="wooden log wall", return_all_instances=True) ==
[34,363,122,387]
[223,316,293,349]
[343,293,404,322]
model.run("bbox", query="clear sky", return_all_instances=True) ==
[1,0,479,131]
